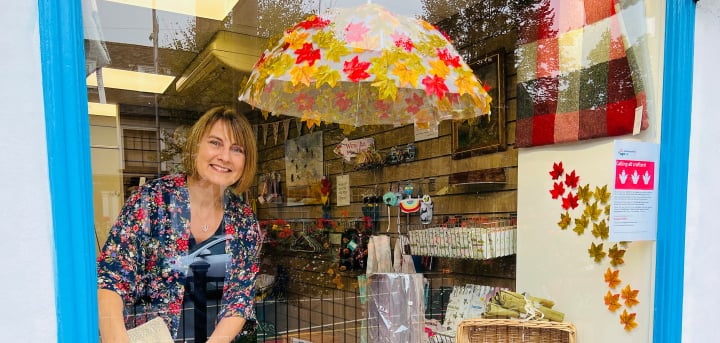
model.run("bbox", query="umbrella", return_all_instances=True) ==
[239,3,492,128]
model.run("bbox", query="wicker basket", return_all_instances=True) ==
[455,319,576,343]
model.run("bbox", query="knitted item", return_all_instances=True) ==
[514,0,652,148]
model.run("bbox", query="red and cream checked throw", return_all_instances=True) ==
[514,0,653,148]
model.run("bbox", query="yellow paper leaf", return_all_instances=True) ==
[315,66,342,88]
[428,59,450,78]
[621,284,640,308]
[577,184,593,204]
[604,268,622,289]
[454,68,480,96]
[289,64,319,87]
[339,124,356,135]
[392,62,421,88]
[595,185,611,204]
[573,215,589,235]
[588,242,606,263]
[591,219,609,240]
[605,290,622,312]
[620,310,638,331]
[372,76,398,100]
[269,54,295,77]
[609,243,626,267]
[583,201,603,221]
[285,31,310,50]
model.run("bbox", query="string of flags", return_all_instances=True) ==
[252,118,321,146]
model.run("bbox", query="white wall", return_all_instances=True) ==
[0,1,58,342]
[515,1,665,341]
[683,1,720,342]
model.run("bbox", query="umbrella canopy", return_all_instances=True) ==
[239,3,492,128]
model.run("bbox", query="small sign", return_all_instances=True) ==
[610,140,660,241]
[336,174,350,207]
[333,137,375,161]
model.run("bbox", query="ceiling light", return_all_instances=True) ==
[88,102,118,117]
[86,68,175,94]
[106,0,239,21]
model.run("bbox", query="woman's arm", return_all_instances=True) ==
[98,289,130,343]
[207,316,247,343]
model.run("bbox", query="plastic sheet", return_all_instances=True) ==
[367,273,426,343]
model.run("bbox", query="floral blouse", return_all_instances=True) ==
[97,174,263,338]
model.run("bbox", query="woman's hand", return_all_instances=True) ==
[206,316,246,343]
[98,289,130,343]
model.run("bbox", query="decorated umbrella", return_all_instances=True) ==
[239,3,492,128]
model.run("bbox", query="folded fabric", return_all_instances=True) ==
[127,317,174,343]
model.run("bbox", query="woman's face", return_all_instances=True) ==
[194,120,246,188]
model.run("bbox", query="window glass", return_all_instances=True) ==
[86,1,661,342]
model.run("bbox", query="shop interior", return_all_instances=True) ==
[85,0,658,342]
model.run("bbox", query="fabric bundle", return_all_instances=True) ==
[483,290,565,322]
[514,0,653,147]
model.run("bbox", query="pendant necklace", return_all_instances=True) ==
[201,224,209,232]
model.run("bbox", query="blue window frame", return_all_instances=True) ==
[36,0,695,341]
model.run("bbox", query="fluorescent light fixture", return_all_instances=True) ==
[86,68,175,94]
[106,0,239,20]
[88,102,118,117]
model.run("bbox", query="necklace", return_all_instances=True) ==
[201,224,209,232]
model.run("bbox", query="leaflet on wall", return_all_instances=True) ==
[336,174,350,207]
[610,140,659,241]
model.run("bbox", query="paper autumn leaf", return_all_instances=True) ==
[583,201,602,221]
[591,219,610,240]
[620,309,638,331]
[372,75,398,100]
[549,161,564,180]
[564,170,580,188]
[421,74,449,98]
[577,184,593,204]
[604,268,622,289]
[621,284,640,308]
[315,65,342,88]
[342,56,371,81]
[294,43,321,66]
[609,243,626,267]
[290,64,319,86]
[604,204,611,216]
[605,290,622,312]
[562,192,579,210]
[595,185,611,204]
[558,211,571,230]
[588,242,606,262]
[550,181,565,199]
[573,215,589,235]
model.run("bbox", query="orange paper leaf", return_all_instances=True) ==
[620,309,638,331]
[604,291,622,312]
[604,268,622,289]
[621,284,640,308]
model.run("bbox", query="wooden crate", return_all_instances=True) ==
[455,318,576,343]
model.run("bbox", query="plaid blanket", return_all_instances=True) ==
[515,0,652,148]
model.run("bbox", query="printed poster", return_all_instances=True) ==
[610,140,660,241]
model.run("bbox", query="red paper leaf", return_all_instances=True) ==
[294,15,330,30]
[421,75,449,99]
[564,170,580,188]
[295,43,321,66]
[437,48,461,67]
[343,56,371,82]
[562,192,579,210]
[549,161,564,180]
[550,181,565,199]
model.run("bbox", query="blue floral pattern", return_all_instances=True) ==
[97,174,263,338]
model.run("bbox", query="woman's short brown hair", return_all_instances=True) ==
[182,106,257,194]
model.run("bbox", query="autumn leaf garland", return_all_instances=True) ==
[548,161,640,332]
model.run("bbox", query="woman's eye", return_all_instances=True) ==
[231,145,245,154]
[209,140,221,147]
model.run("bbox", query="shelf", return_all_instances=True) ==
[449,168,506,185]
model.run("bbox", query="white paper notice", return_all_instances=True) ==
[336,174,350,207]
[610,140,660,241]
